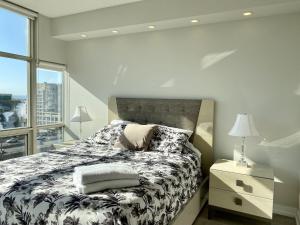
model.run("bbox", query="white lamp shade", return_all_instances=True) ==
[71,106,92,123]
[228,113,259,137]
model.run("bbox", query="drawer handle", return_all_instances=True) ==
[236,180,244,187]
[236,180,253,193]
[233,197,243,206]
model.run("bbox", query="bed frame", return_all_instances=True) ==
[108,97,214,225]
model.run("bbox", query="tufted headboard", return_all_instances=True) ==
[108,97,214,177]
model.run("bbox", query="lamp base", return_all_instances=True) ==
[236,160,249,168]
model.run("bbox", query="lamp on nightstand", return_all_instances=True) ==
[71,106,92,140]
[228,113,259,167]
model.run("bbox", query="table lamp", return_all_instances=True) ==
[71,106,92,139]
[228,113,259,167]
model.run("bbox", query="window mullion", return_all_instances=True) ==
[0,128,33,138]
[37,124,64,129]
[29,18,38,155]
[0,51,31,61]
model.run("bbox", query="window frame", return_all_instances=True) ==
[36,62,66,153]
[0,7,36,156]
[0,4,67,157]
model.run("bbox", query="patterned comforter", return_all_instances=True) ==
[0,139,202,225]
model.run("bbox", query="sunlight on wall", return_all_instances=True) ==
[294,84,300,96]
[201,50,237,69]
[113,64,128,86]
[160,78,175,88]
[65,76,107,140]
[259,131,300,148]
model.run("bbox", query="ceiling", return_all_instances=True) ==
[7,0,300,41]
[48,0,300,41]
[8,0,143,17]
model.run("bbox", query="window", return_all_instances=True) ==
[0,4,65,158]
[0,134,27,161]
[0,5,33,158]
[0,57,28,130]
[36,67,65,152]
[37,68,63,126]
[37,127,63,152]
[0,7,29,56]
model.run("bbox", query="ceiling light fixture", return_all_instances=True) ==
[148,25,156,29]
[112,30,119,34]
[80,34,87,38]
[243,11,253,16]
[190,19,199,23]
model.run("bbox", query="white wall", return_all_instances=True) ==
[66,13,300,208]
[38,15,66,64]
[298,177,300,223]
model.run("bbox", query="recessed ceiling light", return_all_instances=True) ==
[80,34,87,38]
[243,11,253,16]
[190,19,199,23]
[112,30,119,34]
[148,25,156,29]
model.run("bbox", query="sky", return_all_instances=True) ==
[0,8,62,97]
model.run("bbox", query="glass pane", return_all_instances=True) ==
[37,127,63,152]
[37,68,63,126]
[0,7,29,56]
[0,134,27,161]
[0,57,28,130]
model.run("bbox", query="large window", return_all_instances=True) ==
[0,7,29,56]
[0,4,65,160]
[0,57,28,130]
[0,6,32,160]
[37,67,64,152]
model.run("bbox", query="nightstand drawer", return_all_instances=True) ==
[209,188,273,219]
[210,169,274,199]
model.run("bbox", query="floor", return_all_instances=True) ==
[193,206,296,225]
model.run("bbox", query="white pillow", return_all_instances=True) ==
[185,142,202,160]
[110,119,135,126]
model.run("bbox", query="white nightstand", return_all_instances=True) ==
[208,159,274,223]
[53,140,78,150]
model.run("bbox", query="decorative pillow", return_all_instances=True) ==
[114,124,157,151]
[149,125,193,152]
[110,119,135,126]
[86,124,126,146]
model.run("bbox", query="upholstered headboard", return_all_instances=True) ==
[108,97,214,177]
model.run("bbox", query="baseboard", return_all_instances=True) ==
[296,210,300,225]
[273,204,298,218]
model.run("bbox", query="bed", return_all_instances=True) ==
[0,97,214,225]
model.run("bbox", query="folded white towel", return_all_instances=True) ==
[74,178,140,194]
[73,163,139,185]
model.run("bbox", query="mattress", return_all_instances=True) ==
[0,140,202,225]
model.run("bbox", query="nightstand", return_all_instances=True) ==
[53,140,78,149]
[208,159,274,223]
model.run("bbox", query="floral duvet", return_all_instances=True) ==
[0,133,202,225]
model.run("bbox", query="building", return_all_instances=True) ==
[0,94,20,112]
[0,94,24,129]
[36,82,62,125]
